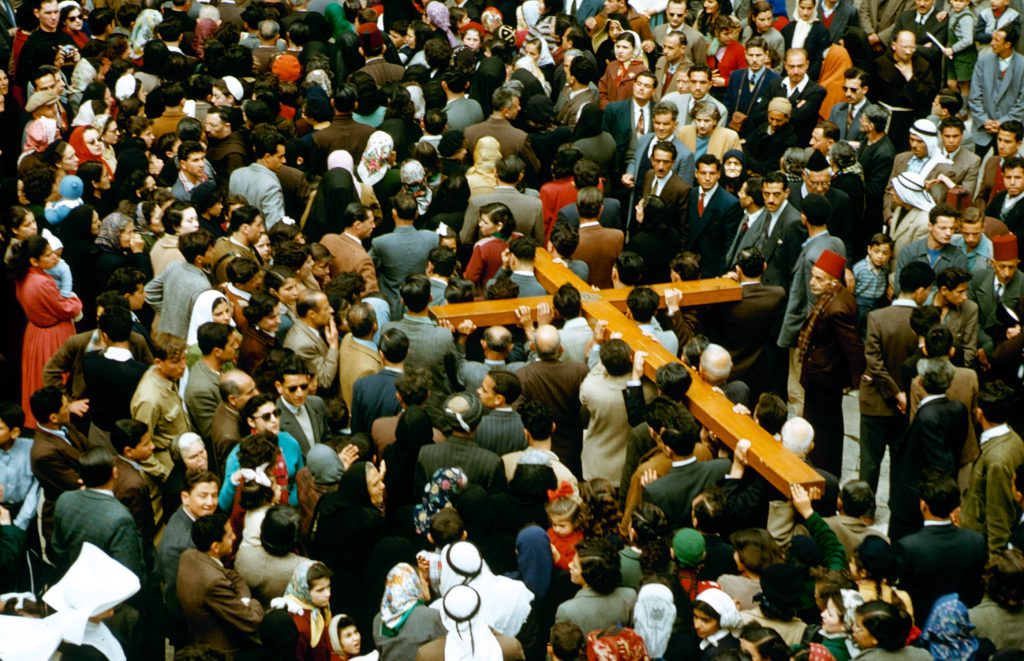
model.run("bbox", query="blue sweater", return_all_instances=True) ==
[218,431,304,511]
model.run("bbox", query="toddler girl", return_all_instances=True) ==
[546,486,585,571]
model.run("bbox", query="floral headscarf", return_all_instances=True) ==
[380,563,424,633]
[413,467,468,535]
[426,1,459,46]
[129,9,162,59]
[193,18,218,58]
[400,159,432,215]
[481,7,503,33]
[283,560,332,647]
[918,593,979,661]
[94,212,132,251]
[357,131,394,187]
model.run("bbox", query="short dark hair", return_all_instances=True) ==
[341,202,371,229]
[1002,120,1024,143]
[509,237,537,261]
[898,261,935,293]
[553,283,582,319]
[180,229,215,264]
[920,473,960,518]
[575,538,621,594]
[191,512,230,552]
[656,363,691,401]
[626,286,660,323]
[78,447,115,488]
[909,305,941,336]
[496,155,525,183]
[550,622,585,661]
[108,267,148,297]
[695,153,720,171]
[98,305,133,343]
[227,258,261,286]
[29,386,63,427]
[923,325,953,358]
[844,67,870,87]
[277,354,313,381]
[840,480,875,518]
[572,159,601,189]
[489,370,521,404]
[185,468,220,492]
[228,204,261,234]
[929,203,959,225]
[178,139,205,163]
[428,246,457,277]
[243,291,278,327]
[736,246,766,277]
[997,21,1022,47]
[380,328,410,363]
[935,266,971,291]
[0,401,24,432]
[550,223,580,257]
[520,400,553,439]
[392,191,418,221]
[661,409,701,457]
[197,321,234,355]
[576,187,603,219]
[110,419,148,455]
[252,128,285,159]
[979,380,1016,424]
[599,339,631,377]
[615,252,644,285]
[568,55,597,85]
[399,274,432,312]
[754,392,787,436]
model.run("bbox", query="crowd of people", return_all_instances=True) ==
[3,0,1024,657]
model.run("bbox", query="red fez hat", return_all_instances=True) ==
[993,233,1019,261]
[814,250,846,281]
[358,22,384,52]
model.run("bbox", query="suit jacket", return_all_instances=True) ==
[627,133,696,187]
[778,232,847,348]
[800,287,866,390]
[177,549,265,652]
[474,409,528,456]
[891,9,948,68]
[969,51,1024,147]
[580,370,634,482]
[702,282,786,397]
[780,21,831,77]
[43,330,152,400]
[382,316,464,401]
[946,147,983,198]
[988,191,1024,237]
[968,267,1024,354]
[283,319,339,394]
[960,427,1024,551]
[819,0,860,42]
[31,425,92,542]
[370,226,439,309]
[228,163,285,227]
[858,136,898,200]
[211,403,241,471]
[730,202,806,289]
[350,368,403,434]
[894,523,986,619]
[641,170,691,238]
[554,86,598,131]
[464,117,540,175]
[871,52,936,120]
[516,359,590,476]
[277,395,327,455]
[158,506,194,613]
[82,352,149,433]
[556,199,622,230]
[644,458,731,529]
[789,185,853,254]
[749,78,827,143]
[858,0,916,43]
[339,334,382,406]
[676,125,743,162]
[113,456,156,551]
[688,185,743,277]
[462,187,545,245]
[744,122,800,177]
[320,232,379,295]
[357,58,405,86]
[888,207,930,260]
[889,396,967,537]
[312,114,375,173]
[724,68,780,137]
[572,223,625,288]
[652,23,708,69]
[828,101,867,142]
[860,303,920,416]
[50,488,144,578]
[184,359,221,441]
[824,514,888,563]
[602,99,652,173]
[415,435,507,495]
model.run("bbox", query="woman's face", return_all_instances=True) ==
[367,465,386,509]
[182,441,208,471]
[97,170,111,191]
[83,128,103,157]
[525,42,540,62]
[178,207,200,234]
[478,212,499,237]
[259,305,282,333]
[148,205,164,234]
[718,26,735,44]
[0,70,10,96]
[614,39,635,62]
[309,578,331,609]
[568,554,584,586]
[119,225,135,249]
[821,598,845,634]
[15,213,37,241]
[278,277,304,306]
[61,145,79,173]
[32,245,59,271]
[210,86,233,107]
[90,210,100,235]
[255,233,272,262]
[249,401,280,435]
[140,127,155,148]
[311,258,331,284]
[797,0,816,20]
[607,19,623,39]
[103,121,120,145]
[704,0,720,14]
[64,7,83,30]
[463,29,481,50]
[755,9,774,32]
[693,609,720,639]
[104,87,114,109]
[211,299,232,325]
[724,157,743,179]
[406,26,417,49]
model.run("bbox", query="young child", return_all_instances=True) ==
[327,614,377,660]
[546,489,585,571]
[944,0,977,102]
[282,560,334,659]
[974,0,1020,49]
[44,175,84,226]
[816,581,865,661]
[852,233,893,333]
[6,206,77,302]
[549,621,585,661]
[692,587,742,658]
[416,507,467,600]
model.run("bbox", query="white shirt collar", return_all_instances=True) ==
[981,423,1011,445]
[920,394,946,407]
[699,183,718,200]
[672,456,697,468]
[699,629,732,649]
[579,220,601,228]
[923,519,953,527]
[343,231,364,245]
[103,346,132,362]
[226,283,251,301]
[783,75,809,95]
[280,398,302,414]
[892,299,918,308]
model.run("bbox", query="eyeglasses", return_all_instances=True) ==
[842,86,860,92]
[286,383,310,393]
[256,409,281,421]
[68,14,82,20]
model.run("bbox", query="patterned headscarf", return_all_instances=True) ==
[94,212,132,251]
[400,159,432,215]
[413,467,468,535]
[357,131,394,187]
[380,563,424,632]
[919,593,979,661]
[426,1,459,46]
[283,560,332,647]
[129,9,162,59]
[481,7,503,32]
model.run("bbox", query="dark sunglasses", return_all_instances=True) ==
[286,383,310,393]
[256,409,281,421]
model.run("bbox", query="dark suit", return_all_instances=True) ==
[895,523,986,620]
[556,199,622,230]
[312,113,375,174]
[43,330,152,400]
[888,396,967,540]
[703,282,787,400]
[968,267,1024,355]
[640,171,690,238]
[602,99,651,174]
[177,548,265,652]
[818,0,860,42]
[356,58,405,86]
[30,425,92,543]
[158,506,194,627]
[781,21,831,78]
[828,101,868,142]
[724,68,780,138]
[643,458,731,529]
[50,488,145,578]
[688,185,743,277]
[415,435,508,495]
[871,52,937,151]
[750,78,827,143]
[731,203,806,289]
[986,192,1024,237]
[277,395,327,455]
[744,123,800,176]
[463,116,540,175]
[858,136,897,238]
[82,352,148,433]
[789,185,853,255]
[891,9,948,69]
[516,359,590,478]
[350,368,403,434]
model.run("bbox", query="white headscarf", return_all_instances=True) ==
[909,118,952,179]
[442,585,503,661]
[327,150,364,199]
[435,541,534,638]
[695,588,743,630]
[186,289,234,347]
[633,583,676,657]
[892,170,936,213]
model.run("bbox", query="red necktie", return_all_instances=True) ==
[636,107,645,137]
[698,191,705,215]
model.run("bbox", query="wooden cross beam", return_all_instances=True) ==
[432,249,825,497]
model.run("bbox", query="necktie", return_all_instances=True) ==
[636,107,645,137]
[847,107,855,131]
[698,191,705,215]
[997,282,1005,301]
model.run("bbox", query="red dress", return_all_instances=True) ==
[15,268,81,427]
[540,177,578,240]
[548,527,584,571]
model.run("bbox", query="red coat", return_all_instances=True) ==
[709,41,748,87]
[16,268,81,427]
[539,177,577,239]
[290,608,333,661]
[598,60,646,109]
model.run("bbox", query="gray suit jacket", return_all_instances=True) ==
[554,86,599,131]
[277,395,327,455]
[370,226,440,309]
[969,51,1024,147]
[144,262,212,339]
[443,96,485,131]
[777,232,847,348]
[827,101,867,142]
[969,267,1024,354]
[382,316,463,400]
[626,133,696,185]
[462,187,545,246]
[283,319,339,393]
[185,360,222,441]
[228,162,285,227]
[457,359,526,394]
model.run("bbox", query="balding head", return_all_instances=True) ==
[219,369,257,409]
[482,325,513,356]
[297,290,327,320]
[699,344,732,386]
[533,324,562,360]
[781,417,814,457]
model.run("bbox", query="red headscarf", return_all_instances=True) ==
[68,125,113,178]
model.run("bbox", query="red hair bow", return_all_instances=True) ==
[547,481,574,502]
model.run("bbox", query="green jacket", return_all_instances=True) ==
[961,427,1024,552]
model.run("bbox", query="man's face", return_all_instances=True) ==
[808,266,833,296]
[994,259,1021,285]
[997,130,1021,158]
[477,375,501,409]
[157,353,188,381]
[277,373,311,407]
[785,52,809,85]
[762,182,786,212]
[666,1,686,27]
[929,216,956,246]
[941,127,963,154]
[214,521,236,558]
[689,72,711,100]
[809,128,832,154]
[35,1,59,31]
[604,0,624,13]
[915,0,934,14]
[562,54,575,81]
[992,29,1011,56]
[183,150,206,179]
[127,283,146,310]
[219,332,242,364]
[182,481,218,518]
[959,220,983,249]
[652,112,677,140]
[33,73,57,94]
[633,75,655,103]
[353,211,376,239]
[244,216,265,244]
[804,169,831,195]
[767,110,788,131]
[264,144,286,172]
[663,35,683,63]
[695,162,720,191]
[893,32,917,62]
[942,281,969,306]
[204,113,230,139]
[249,400,281,434]
[843,77,867,106]
[229,375,259,411]
[651,148,675,178]
[693,113,715,137]
[1007,166,1024,197]
[909,135,928,159]
[311,295,334,328]
[129,432,156,463]
[746,46,766,71]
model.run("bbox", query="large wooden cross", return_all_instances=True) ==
[432,250,825,496]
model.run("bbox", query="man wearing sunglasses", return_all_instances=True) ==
[273,355,327,456]
[828,67,870,143]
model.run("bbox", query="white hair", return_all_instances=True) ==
[780,417,814,457]
[699,344,732,385]
[197,5,220,21]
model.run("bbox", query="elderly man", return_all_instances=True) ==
[744,97,800,176]
[884,119,955,221]
[210,370,257,471]
[699,343,750,406]
[283,290,340,396]
[871,31,937,151]
[338,303,380,408]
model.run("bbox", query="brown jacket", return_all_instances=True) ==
[572,223,625,289]
[321,232,379,295]
[463,116,541,175]
[338,333,382,407]
[31,425,93,542]
[859,303,919,417]
[177,549,264,652]
[416,631,525,660]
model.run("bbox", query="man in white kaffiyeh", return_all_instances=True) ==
[889,170,938,258]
